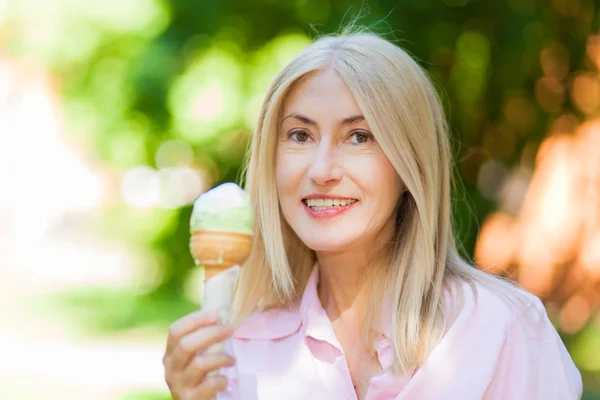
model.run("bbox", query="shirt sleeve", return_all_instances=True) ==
[483,298,583,400]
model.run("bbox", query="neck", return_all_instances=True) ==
[315,232,390,322]
[316,249,370,318]
[314,213,398,324]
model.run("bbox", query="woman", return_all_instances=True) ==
[163,31,583,399]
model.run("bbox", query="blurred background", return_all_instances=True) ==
[0,0,598,398]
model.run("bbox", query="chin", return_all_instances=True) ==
[298,234,354,253]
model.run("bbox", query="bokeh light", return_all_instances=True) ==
[245,33,312,126]
[155,140,194,169]
[120,165,206,209]
[169,46,244,143]
[535,76,565,112]
[476,123,600,337]
[540,42,570,80]
[120,166,161,209]
[571,72,600,114]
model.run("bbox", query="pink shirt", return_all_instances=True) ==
[223,267,582,399]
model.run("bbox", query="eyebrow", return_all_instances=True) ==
[281,112,365,128]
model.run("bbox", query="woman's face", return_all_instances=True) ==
[275,69,405,253]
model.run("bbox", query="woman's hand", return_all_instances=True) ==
[163,310,236,400]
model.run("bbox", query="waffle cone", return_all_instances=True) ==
[190,230,252,279]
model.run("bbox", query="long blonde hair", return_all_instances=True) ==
[233,30,526,373]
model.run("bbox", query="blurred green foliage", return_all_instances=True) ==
[120,389,171,400]
[4,0,600,395]
[35,285,198,338]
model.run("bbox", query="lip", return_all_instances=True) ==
[301,197,359,219]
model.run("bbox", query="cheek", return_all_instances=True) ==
[381,162,404,200]
[378,165,403,209]
[349,154,403,208]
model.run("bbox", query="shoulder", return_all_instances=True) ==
[232,307,302,340]
[443,274,545,337]
[457,279,584,398]
[433,277,582,398]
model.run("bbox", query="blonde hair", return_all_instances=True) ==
[233,30,527,373]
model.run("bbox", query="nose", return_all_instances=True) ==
[306,140,343,185]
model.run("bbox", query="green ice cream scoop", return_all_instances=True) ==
[190,182,253,234]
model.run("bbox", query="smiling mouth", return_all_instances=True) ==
[302,198,358,211]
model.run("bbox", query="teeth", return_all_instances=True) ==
[305,198,357,210]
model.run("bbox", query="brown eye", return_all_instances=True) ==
[292,130,310,142]
[350,132,371,144]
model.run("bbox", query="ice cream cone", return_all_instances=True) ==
[190,229,252,279]
[187,182,252,391]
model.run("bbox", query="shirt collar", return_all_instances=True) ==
[233,263,457,382]
[234,264,395,348]
[234,264,401,370]
[299,265,344,349]
[299,265,398,369]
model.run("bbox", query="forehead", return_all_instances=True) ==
[281,70,363,118]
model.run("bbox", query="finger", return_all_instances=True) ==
[169,324,234,372]
[182,353,236,387]
[190,374,229,399]
[166,310,220,354]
